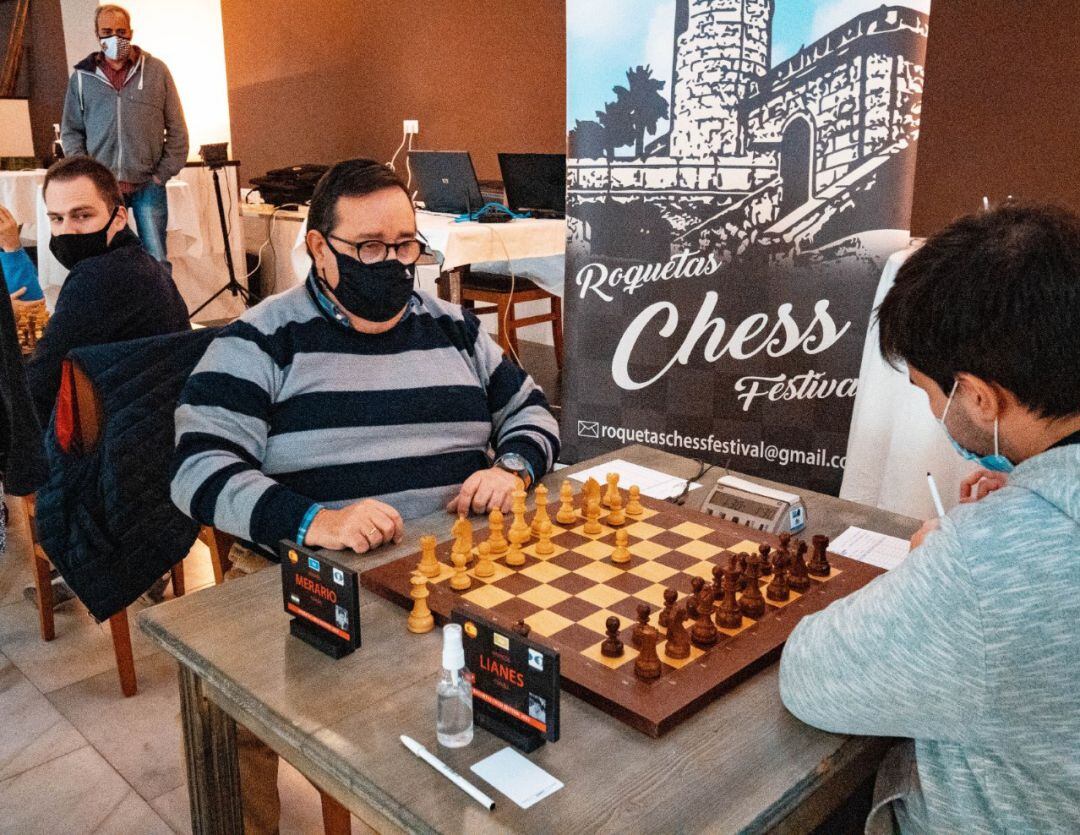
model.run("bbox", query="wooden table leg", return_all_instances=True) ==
[320,790,352,835]
[179,665,243,835]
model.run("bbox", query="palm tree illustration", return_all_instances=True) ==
[615,65,669,158]
[596,95,634,161]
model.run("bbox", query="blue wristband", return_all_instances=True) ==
[296,504,323,545]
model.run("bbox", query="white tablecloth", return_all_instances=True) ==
[286,209,567,297]
[32,165,246,321]
[839,244,976,520]
[0,169,47,245]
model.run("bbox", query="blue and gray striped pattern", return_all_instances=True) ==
[171,280,559,551]
[780,445,1080,833]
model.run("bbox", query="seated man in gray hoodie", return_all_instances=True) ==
[780,203,1080,834]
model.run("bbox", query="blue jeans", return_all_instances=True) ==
[126,181,169,266]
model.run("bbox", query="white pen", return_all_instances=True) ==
[926,472,946,518]
[400,735,495,811]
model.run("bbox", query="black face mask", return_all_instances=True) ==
[49,206,119,271]
[319,238,415,323]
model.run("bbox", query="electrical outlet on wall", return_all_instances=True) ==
[404,119,419,135]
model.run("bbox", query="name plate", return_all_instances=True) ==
[452,607,560,751]
[280,541,361,658]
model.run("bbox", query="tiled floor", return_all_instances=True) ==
[0,502,360,834]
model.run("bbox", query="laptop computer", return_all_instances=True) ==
[408,150,484,214]
[498,153,566,219]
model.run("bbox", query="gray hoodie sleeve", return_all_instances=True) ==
[779,519,987,743]
[60,74,88,157]
[155,64,189,182]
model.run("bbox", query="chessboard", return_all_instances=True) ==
[360,477,884,737]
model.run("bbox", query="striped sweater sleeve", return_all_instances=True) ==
[171,324,315,550]
[778,520,987,743]
[469,315,560,480]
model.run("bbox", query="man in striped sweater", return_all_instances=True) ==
[170,158,560,831]
[172,158,559,559]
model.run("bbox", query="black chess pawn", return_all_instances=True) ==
[766,556,790,602]
[691,588,719,647]
[658,587,678,630]
[758,543,773,576]
[632,603,652,648]
[711,563,725,597]
[601,615,625,657]
[788,540,811,592]
[689,576,706,612]
[738,552,756,591]
[808,534,831,577]
[739,554,767,618]
[513,619,531,638]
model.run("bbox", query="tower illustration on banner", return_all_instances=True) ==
[568,2,930,262]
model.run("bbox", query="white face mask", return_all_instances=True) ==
[100,35,131,62]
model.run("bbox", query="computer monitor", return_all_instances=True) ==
[498,153,566,218]
[408,150,483,214]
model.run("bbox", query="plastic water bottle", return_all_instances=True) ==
[436,623,473,747]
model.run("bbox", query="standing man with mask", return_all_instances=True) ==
[60,3,188,266]
[28,156,190,425]
[779,204,1080,833]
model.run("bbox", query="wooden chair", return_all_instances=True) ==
[448,269,564,368]
[23,360,228,697]
[22,494,189,697]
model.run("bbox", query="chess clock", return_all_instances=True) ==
[701,475,807,535]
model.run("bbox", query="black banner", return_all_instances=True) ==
[562,2,931,494]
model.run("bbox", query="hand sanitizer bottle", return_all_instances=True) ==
[436,623,473,747]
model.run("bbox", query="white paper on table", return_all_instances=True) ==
[470,747,563,809]
[567,459,701,501]
[830,526,910,571]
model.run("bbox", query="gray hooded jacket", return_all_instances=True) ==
[61,49,189,185]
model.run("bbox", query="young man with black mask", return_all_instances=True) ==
[28,156,190,425]
[779,203,1080,833]
[171,158,559,831]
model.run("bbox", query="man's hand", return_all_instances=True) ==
[0,206,21,252]
[909,517,940,551]
[303,499,404,554]
[446,467,521,516]
[959,468,1008,504]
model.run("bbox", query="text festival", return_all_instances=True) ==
[574,252,859,411]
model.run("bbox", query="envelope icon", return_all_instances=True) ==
[577,420,599,438]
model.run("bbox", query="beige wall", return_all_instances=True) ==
[911,0,1080,234]
[220,0,567,184]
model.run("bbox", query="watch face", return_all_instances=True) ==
[499,453,526,471]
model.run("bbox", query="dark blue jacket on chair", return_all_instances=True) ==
[35,327,217,621]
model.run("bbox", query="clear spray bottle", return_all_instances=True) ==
[436,623,473,747]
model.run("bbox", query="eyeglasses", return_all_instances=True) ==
[327,233,428,265]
